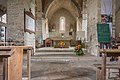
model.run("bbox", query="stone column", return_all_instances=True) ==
[76,17,82,40]
[35,0,43,44]
[112,0,116,38]
[7,0,24,41]
[86,0,100,56]
[45,18,49,38]
[42,18,46,40]
[76,17,82,31]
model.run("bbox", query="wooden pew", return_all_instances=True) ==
[98,49,120,80]
[0,46,33,80]
[0,47,23,80]
[94,63,120,80]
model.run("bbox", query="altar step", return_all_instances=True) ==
[34,47,91,61]
[32,50,95,61]
[35,47,74,52]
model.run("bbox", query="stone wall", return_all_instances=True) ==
[115,0,120,37]
[49,8,76,39]
[7,0,36,49]
[23,0,36,49]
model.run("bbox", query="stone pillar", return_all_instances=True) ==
[45,18,49,38]
[35,0,42,44]
[86,0,100,56]
[42,18,46,40]
[76,17,82,40]
[81,14,87,40]
[97,0,101,23]
[76,17,82,31]
[7,0,24,41]
[112,0,116,38]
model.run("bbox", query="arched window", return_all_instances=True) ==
[0,14,7,23]
[59,17,65,33]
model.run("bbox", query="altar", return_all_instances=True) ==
[51,37,72,48]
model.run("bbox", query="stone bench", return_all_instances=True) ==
[94,63,120,80]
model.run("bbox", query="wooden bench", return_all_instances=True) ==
[0,46,33,80]
[94,63,120,80]
[0,47,23,80]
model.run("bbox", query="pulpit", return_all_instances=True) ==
[51,37,72,48]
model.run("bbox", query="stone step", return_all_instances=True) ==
[36,49,73,52]
[32,53,96,61]
[31,56,100,63]
[35,52,75,55]
[22,77,28,80]
[33,49,91,61]
[33,52,77,60]
[35,47,74,52]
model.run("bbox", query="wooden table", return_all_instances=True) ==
[99,49,120,80]
[0,46,33,80]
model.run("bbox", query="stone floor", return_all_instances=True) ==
[30,55,97,80]
[29,51,120,80]
[0,49,120,80]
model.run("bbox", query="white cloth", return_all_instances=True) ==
[101,0,112,15]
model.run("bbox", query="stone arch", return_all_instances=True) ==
[45,0,79,19]
[48,8,77,39]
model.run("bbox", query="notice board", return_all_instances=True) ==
[97,24,110,42]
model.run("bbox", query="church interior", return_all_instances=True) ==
[0,0,120,80]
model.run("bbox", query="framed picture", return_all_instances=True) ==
[24,9,35,33]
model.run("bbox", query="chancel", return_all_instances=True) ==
[0,0,120,80]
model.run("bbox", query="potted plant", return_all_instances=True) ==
[74,44,84,56]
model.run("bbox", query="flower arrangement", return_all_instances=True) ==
[74,44,84,56]
[58,41,65,48]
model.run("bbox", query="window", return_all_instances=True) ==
[0,17,2,22]
[59,17,65,33]
[0,14,7,23]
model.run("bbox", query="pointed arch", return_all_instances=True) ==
[45,0,80,19]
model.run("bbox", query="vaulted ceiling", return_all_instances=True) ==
[0,0,83,17]
[41,0,83,17]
